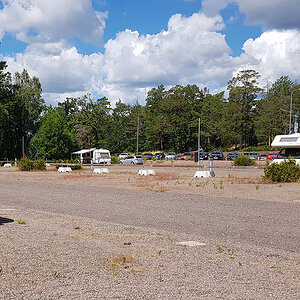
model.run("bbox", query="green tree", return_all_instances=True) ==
[255,76,296,144]
[29,108,79,160]
[227,70,263,148]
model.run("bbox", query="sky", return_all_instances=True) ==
[1,0,300,106]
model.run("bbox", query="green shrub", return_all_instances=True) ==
[19,158,35,171]
[233,156,256,166]
[111,156,119,164]
[264,159,300,182]
[19,158,46,171]
[33,159,46,170]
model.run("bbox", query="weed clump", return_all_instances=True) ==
[264,158,300,182]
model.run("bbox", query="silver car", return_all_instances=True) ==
[118,153,129,160]
[120,155,144,165]
[165,152,178,160]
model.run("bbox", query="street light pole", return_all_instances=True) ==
[136,107,139,155]
[289,89,300,134]
[198,118,200,171]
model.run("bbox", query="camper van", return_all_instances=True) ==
[93,149,111,164]
[271,133,300,165]
[72,148,111,164]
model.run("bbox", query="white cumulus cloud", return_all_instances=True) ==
[241,30,300,82]
[0,0,107,44]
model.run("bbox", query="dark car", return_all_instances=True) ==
[142,153,153,160]
[198,152,209,160]
[210,151,224,160]
[178,152,193,160]
[227,152,239,161]
[246,152,259,160]
[154,152,165,160]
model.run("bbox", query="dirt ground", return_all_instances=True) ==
[0,164,300,299]
[1,161,299,203]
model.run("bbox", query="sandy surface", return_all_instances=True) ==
[0,165,300,299]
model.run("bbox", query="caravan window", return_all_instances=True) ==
[278,148,300,159]
[99,153,109,158]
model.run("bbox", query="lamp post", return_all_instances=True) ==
[289,89,300,134]
[136,107,139,155]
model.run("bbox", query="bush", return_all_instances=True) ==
[111,156,119,164]
[33,159,46,170]
[264,159,300,182]
[233,156,256,166]
[19,158,35,171]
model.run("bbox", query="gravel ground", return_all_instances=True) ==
[0,166,300,299]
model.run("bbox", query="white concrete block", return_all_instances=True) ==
[3,163,12,168]
[194,170,215,178]
[93,168,109,174]
[46,163,51,167]
[58,167,72,172]
[138,169,156,176]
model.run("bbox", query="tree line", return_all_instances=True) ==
[1,60,300,160]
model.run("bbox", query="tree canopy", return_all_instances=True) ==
[1,63,300,160]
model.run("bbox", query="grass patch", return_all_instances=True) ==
[16,220,26,224]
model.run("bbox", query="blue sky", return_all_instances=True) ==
[1,0,300,105]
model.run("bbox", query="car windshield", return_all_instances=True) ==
[278,148,300,159]
[167,153,175,155]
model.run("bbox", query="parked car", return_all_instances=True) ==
[245,152,259,160]
[165,152,178,160]
[210,151,224,160]
[267,152,279,160]
[154,152,165,160]
[118,153,129,160]
[178,152,193,160]
[198,152,209,160]
[227,152,239,161]
[259,154,267,161]
[142,153,153,160]
[133,155,144,164]
[120,155,144,165]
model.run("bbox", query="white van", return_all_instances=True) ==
[271,133,300,165]
[93,149,111,165]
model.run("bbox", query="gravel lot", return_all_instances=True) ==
[0,165,299,299]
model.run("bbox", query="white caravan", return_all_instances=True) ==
[72,148,111,164]
[271,133,300,165]
[92,149,111,165]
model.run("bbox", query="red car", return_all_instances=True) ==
[267,152,279,160]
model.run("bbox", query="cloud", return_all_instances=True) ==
[0,0,107,45]
[241,30,300,82]
[237,0,300,30]
[202,0,300,30]
[102,12,233,101]
[202,0,232,17]
[4,42,105,94]
[2,7,300,107]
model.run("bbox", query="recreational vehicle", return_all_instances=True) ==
[71,148,111,164]
[271,133,300,165]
